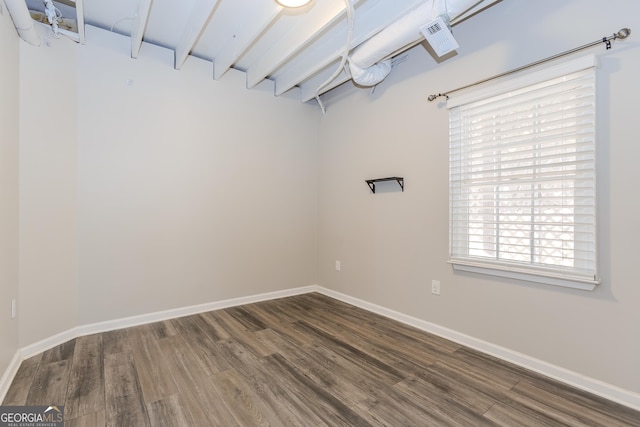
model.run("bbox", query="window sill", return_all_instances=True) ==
[449,259,599,291]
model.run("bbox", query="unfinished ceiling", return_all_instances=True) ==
[9,0,503,103]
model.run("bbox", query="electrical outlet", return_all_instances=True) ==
[11,299,16,319]
[335,260,341,271]
[431,280,441,295]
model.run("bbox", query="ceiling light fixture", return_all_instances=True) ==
[275,0,312,8]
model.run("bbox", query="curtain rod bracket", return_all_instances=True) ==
[428,27,631,102]
[427,93,449,102]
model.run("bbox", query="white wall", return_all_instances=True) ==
[75,27,319,325]
[317,0,640,394]
[0,5,20,376]
[18,34,79,347]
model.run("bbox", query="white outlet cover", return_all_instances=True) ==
[431,280,441,295]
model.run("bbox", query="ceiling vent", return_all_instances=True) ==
[420,15,459,57]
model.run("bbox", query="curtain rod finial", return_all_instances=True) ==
[616,28,631,40]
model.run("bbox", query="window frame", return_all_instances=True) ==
[447,55,600,291]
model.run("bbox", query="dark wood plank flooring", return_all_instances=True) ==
[3,293,640,426]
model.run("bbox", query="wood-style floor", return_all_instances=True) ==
[3,293,640,426]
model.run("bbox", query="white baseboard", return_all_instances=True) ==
[0,352,22,404]
[2,284,639,412]
[19,327,85,362]
[1,285,318,403]
[316,287,640,412]
[69,285,321,345]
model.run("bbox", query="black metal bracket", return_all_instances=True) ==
[366,177,404,193]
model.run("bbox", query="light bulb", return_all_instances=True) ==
[275,0,313,7]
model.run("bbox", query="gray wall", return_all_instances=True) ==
[75,28,320,325]
[16,26,319,344]
[317,0,640,394]
[18,29,78,348]
[0,5,20,379]
[6,0,639,399]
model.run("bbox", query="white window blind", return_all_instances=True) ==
[448,56,599,290]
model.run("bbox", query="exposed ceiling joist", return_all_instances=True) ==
[273,0,424,97]
[450,0,501,24]
[16,0,505,104]
[73,0,85,44]
[300,68,351,102]
[292,0,500,100]
[245,0,364,89]
[211,1,282,80]
[174,0,221,69]
[130,0,152,59]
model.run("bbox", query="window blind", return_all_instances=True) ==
[448,57,598,289]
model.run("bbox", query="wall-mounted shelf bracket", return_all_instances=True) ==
[366,177,404,193]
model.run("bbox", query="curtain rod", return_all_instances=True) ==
[427,27,631,102]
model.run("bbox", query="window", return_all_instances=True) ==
[448,56,599,290]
